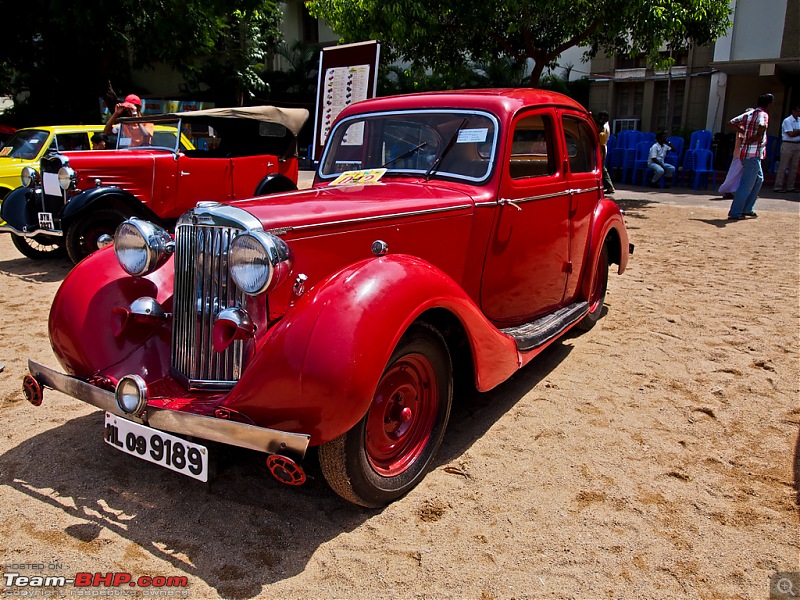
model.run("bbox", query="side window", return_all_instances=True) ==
[562,117,597,174]
[509,114,556,179]
[55,133,90,151]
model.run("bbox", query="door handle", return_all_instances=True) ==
[499,198,522,211]
[180,171,190,176]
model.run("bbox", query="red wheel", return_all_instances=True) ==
[319,323,452,507]
[577,243,609,330]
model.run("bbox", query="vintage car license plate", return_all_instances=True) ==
[38,212,55,230]
[103,413,208,482]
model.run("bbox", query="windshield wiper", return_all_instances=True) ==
[425,117,468,181]
[381,141,427,168]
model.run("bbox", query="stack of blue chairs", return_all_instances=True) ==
[620,130,644,183]
[632,141,656,186]
[666,136,684,171]
[682,130,713,186]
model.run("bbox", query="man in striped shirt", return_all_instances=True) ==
[726,93,774,220]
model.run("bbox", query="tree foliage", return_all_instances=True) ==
[0,0,283,125]
[306,0,731,86]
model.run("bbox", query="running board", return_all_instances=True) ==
[500,301,590,351]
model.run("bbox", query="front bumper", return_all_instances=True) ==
[0,223,63,238]
[27,360,309,458]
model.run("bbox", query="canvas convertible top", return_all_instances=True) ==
[121,105,310,136]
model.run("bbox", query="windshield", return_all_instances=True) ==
[116,119,183,151]
[0,129,53,160]
[319,110,498,183]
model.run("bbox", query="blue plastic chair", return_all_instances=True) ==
[621,130,644,183]
[688,129,713,151]
[641,132,656,145]
[608,130,633,177]
[765,135,780,173]
[692,149,717,189]
[666,136,684,172]
[605,134,616,168]
[632,141,653,186]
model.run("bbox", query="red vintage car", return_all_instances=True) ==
[22,89,632,507]
[0,106,308,263]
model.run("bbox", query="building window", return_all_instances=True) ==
[655,80,685,131]
[302,5,319,43]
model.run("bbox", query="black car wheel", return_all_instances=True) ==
[318,323,452,507]
[11,234,66,260]
[65,209,126,264]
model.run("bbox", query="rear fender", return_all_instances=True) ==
[254,173,297,196]
[580,199,630,302]
[62,187,162,227]
[225,255,520,446]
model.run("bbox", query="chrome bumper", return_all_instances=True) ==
[28,360,309,458]
[0,224,63,238]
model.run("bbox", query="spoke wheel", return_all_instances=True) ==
[319,323,452,507]
[577,243,609,331]
[11,234,66,260]
[65,208,126,264]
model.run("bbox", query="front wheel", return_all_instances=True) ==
[576,243,609,331]
[11,234,66,260]
[65,208,126,264]
[318,323,453,507]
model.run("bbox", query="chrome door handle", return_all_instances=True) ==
[499,198,522,211]
[180,171,191,176]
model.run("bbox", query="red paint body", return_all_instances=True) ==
[48,89,631,447]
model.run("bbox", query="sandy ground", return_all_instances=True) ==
[0,184,797,599]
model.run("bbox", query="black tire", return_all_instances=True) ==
[65,208,126,264]
[11,234,66,260]
[577,243,609,331]
[318,323,453,507]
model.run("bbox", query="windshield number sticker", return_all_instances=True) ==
[330,168,387,186]
[457,128,488,143]
[0,146,10,157]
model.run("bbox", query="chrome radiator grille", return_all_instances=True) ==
[171,222,246,389]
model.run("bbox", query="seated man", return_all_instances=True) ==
[647,131,677,187]
[91,133,110,150]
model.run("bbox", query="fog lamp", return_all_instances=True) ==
[115,375,148,416]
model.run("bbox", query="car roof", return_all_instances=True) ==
[337,88,590,121]
[20,125,106,134]
[122,105,310,136]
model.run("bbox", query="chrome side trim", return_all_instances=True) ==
[0,224,63,238]
[28,360,310,458]
[494,186,601,206]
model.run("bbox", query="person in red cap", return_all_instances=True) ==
[104,94,154,147]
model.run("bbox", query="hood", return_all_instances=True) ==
[227,180,477,233]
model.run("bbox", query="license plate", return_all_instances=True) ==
[103,413,208,482]
[38,212,55,230]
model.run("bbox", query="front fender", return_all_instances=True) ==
[62,186,161,227]
[224,255,520,446]
[0,186,36,231]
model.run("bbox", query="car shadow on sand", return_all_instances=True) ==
[0,253,72,284]
[0,339,574,597]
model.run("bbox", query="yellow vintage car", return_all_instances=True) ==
[0,125,107,200]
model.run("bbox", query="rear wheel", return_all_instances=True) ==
[577,243,609,331]
[319,323,452,507]
[65,208,126,264]
[11,234,66,260]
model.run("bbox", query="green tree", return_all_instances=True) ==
[0,0,283,126]
[306,0,731,86]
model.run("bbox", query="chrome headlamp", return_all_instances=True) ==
[114,218,175,276]
[229,231,291,296]
[21,167,39,188]
[115,374,148,416]
[57,166,76,190]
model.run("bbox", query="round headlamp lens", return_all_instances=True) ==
[114,218,173,276]
[229,232,273,295]
[115,375,148,415]
[57,167,75,190]
[21,167,39,188]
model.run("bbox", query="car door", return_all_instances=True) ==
[560,113,602,301]
[480,110,570,325]
[174,154,233,211]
